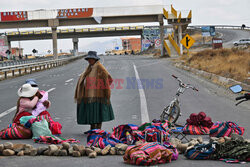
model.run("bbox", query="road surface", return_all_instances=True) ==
[217,29,250,48]
[0,55,249,167]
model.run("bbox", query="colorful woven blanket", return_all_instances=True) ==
[123,142,173,166]
[111,124,144,144]
[87,129,121,149]
[34,135,79,144]
[183,124,210,135]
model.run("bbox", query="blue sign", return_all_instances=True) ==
[210,26,215,36]
[115,47,119,50]
[202,26,216,37]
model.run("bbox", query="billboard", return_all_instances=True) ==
[0,11,28,22]
[0,37,7,57]
[202,26,216,37]
[57,8,93,18]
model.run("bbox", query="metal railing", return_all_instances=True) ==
[0,55,72,67]
[5,25,145,36]
[188,25,250,30]
[0,55,84,80]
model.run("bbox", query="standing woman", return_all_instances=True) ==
[74,51,114,130]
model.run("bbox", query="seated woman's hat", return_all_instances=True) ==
[25,78,38,87]
[84,51,100,60]
[17,83,39,97]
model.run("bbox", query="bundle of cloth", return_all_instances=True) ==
[211,138,250,163]
[183,112,213,135]
[20,115,62,135]
[123,142,174,166]
[86,121,171,148]
[87,129,122,149]
[19,115,79,144]
[186,111,213,128]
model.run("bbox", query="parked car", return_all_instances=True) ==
[233,39,250,46]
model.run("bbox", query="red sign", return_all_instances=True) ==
[57,8,93,18]
[212,38,223,49]
[1,11,28,22]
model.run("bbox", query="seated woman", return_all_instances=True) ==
[25,79,51,117]
[12,83,50,124]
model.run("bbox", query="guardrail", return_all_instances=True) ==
[0,55,85,80]
[5,25,145,36]
[0,55,71,67]
[188,25,250,30]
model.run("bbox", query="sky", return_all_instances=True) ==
[0,0,249,54]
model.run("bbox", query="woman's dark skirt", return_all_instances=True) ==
[77,100,114,124]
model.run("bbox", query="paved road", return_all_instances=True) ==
[217,29,250,48]
[0,55,249,167]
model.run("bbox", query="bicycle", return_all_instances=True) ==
[160,75,198,124]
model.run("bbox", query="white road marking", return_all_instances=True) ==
[100,56,105,65]
[136,61,162,68]
[0,106,17,119]
[0,88,56,119]
[47,88,56,93]
[133,63,150,123]
[65,78,74,83]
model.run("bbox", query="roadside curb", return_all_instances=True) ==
[173,62,250,90]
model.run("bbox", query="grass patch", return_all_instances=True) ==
[180,48,250,83]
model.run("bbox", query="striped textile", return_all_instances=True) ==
[0,123,32,139]
[183,124,210,135]
[209,121,245,137]
[185,143,215,160]
[143,123,170,142]
[33,135,79,144]
[139,121,169,131]
[123,142,173,166]
[24,115,62,135]
[163,142,179,160]
[87,129,121,149]
[111,124,144,144]
[24,115,52,128]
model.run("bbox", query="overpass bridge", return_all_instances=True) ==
[0,6,165,58]
[5,26,145,41]
[3,25,174,57]
[0,5,192,58]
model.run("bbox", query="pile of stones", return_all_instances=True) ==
[0,142,128,158]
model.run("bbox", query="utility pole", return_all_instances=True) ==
[17,27,21,59]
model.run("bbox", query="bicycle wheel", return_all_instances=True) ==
[160,105,180,124]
